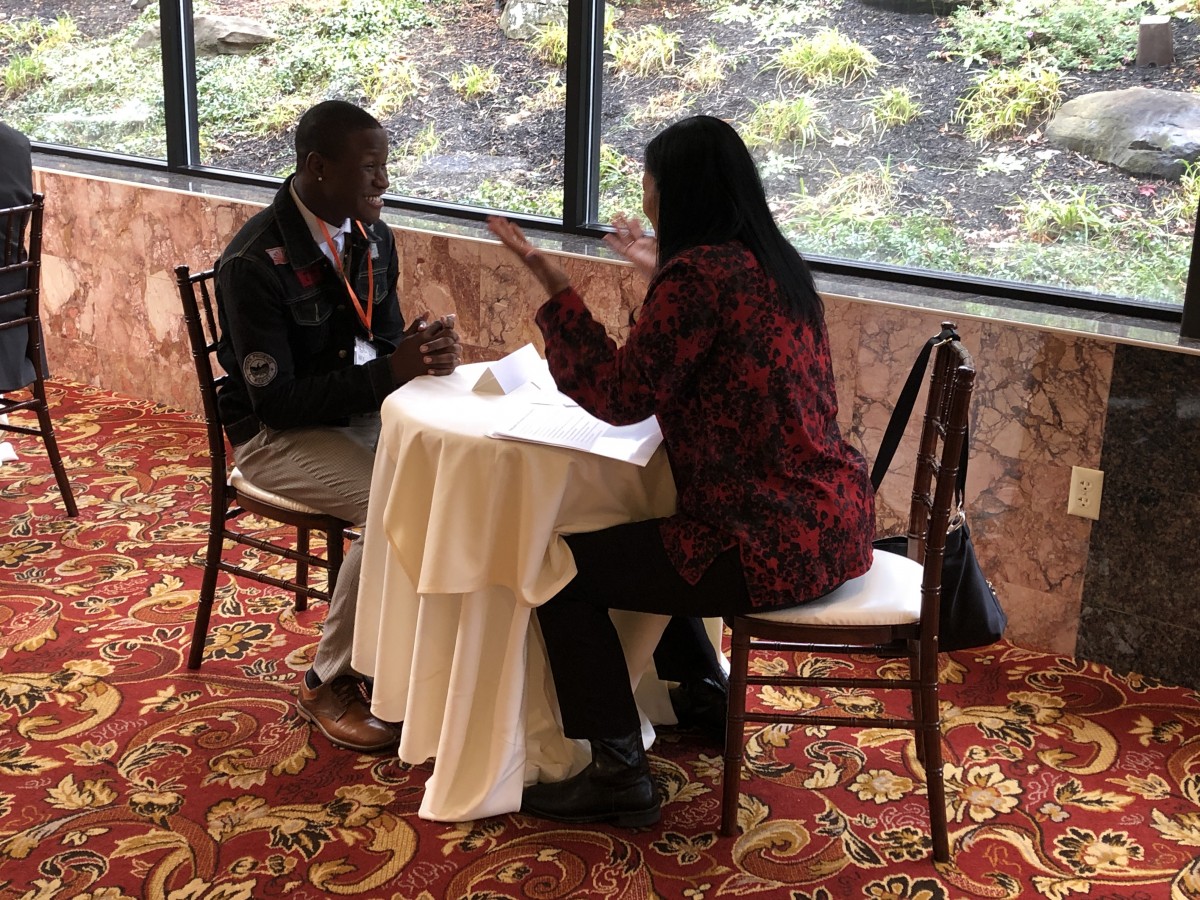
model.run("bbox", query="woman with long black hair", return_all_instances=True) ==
[487,115,875,827]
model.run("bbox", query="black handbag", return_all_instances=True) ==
[870,326,1007,652]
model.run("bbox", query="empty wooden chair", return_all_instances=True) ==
[0,192,77,516]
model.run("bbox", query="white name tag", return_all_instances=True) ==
[354,337,377,365]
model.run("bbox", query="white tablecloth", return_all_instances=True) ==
[351,361,679,821]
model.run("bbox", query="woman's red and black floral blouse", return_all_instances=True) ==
[535,241,875,611]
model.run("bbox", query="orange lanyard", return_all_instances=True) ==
[317,219,374,340]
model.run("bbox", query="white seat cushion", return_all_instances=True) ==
[746,549,924,627]
[229,467,328,517]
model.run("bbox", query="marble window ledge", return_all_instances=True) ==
[38,152,1199,357]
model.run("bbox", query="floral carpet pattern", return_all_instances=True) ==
[2,382,1200,899]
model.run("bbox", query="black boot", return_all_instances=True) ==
[521,731,660,828]
[668,673,729,745]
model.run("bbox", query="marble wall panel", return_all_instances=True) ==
[30,168,1142,663]
[37,171,254,410]
[821,295,865,450]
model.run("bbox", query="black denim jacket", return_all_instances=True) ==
[215,176,405,445]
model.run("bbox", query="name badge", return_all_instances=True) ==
[354,337,377,365]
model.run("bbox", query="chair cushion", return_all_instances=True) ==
[229,467,329,517]
[747,550,924,627]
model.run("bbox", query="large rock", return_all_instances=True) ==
[135,15,276,56]
[1046,87,1200,180]
[499,0,567,40]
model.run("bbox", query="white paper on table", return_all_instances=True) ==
[489,405,663,466]
[472,343,544,395]
[505,379,578,407]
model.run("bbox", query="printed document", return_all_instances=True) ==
[490,405,662,466]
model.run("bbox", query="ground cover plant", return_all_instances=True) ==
[1,0,1196,305]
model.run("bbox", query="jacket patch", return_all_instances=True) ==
[243,352,278,387]
[295,264,320,288]
[265,246,287,265]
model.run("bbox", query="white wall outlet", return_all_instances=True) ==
[1067,466,1104,520]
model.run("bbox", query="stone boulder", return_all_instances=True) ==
[499,0,567,41]
[1046,87,1200,180]
[135,15,276,57]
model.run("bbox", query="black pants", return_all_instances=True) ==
[537,518,751,739]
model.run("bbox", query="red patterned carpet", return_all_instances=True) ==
[2,382,1200,899]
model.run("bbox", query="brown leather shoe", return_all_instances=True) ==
[297,674,399,753]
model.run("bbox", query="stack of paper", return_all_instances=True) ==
[491,405,662,466]
[479,344,663,466]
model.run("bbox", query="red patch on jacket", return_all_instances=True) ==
[295,265,320,287]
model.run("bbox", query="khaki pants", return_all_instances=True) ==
[233,415,380,682]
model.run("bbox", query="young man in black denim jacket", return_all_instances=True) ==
[216,100,460,752]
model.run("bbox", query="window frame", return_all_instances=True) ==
[22,0,1200,335]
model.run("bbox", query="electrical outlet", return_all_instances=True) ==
[1067,466,1104,520]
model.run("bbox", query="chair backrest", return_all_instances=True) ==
[907,330,976,634]
[0,193,44,366]
[174,265,228,482]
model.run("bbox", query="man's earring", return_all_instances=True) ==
[318,176,323,182]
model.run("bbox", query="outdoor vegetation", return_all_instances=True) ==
[1,0,1198,307]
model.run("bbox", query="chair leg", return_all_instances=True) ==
[294,528,310,612]
[922,724,949,861]
[721,622,750,837]
[918,656,950,862]
[327,525,345,601]
[908,643,925,767]
[188,512,227,670]
[32,393,78,517]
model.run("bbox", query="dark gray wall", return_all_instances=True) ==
[1077,344,1200,688]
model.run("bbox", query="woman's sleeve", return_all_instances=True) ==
[535,253,722,425]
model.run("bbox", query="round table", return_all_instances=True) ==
[351,361,680,821]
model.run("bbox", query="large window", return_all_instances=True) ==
[0,3,165,159]
[596,0,1194,311]
[2,0,1196,322]
[189,0,567,217]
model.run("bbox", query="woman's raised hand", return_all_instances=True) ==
[487,216,571,297]
[603,214,657,282]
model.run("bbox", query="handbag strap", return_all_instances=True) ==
[870,324,968,496]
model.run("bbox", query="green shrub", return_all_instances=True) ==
[630,90,694,125]
[796,160,900,222]
[744,96,825,149]
[449,64,501,99]
[3,55,46,98]
[682,40,735,91]
[469,179,561,218]
[866,86,921,131]
[531,22,568,66]
[939,0,1141,70]
[316,0,434,39]
[1155,161,1200,228]
[608,24,679,76]
[0,14,77,52]
[954,63,1064,141]
[394,123,441,175]
[710,0,842,44]
[522,73,567,111]
[773,28,878,86]
[1014,186,1112,241]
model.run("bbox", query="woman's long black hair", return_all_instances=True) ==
[644,115,823,323]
